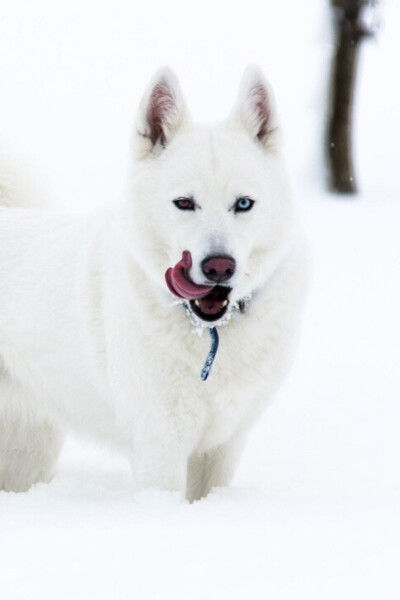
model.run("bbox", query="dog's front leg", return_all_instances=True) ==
[187,429,248,502]
[127,430,188,495]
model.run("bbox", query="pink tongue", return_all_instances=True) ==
[165,250,214,300]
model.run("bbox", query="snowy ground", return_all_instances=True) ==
[1,1,400,598]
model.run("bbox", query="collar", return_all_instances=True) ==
[180,294,253,381]
[181,294,253,334]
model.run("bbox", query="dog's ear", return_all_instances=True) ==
[135,67,190,159]
[230,66,280,150]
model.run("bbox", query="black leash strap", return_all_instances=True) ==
[200,327,219,381]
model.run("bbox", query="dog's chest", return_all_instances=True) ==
[147,316,268,450]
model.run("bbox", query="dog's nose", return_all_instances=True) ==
[201,255,236,283]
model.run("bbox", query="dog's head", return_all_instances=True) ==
[125,67,297,323]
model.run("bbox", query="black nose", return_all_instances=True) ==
[201,255,236,283]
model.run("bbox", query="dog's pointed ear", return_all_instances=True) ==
[135,67,190,159]
[230,66,280,150]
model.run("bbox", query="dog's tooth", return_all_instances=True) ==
[222,300,228,307]
[195,300,201,307]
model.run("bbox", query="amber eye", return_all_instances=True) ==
[173,197,196,211]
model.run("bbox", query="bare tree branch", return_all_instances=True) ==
[326,0,375,194]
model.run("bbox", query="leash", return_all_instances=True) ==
[179,295,252,382]
[200,327,219,381]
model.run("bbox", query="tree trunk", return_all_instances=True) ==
[327,1,372,194]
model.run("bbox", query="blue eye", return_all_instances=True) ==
[234,197,255,213]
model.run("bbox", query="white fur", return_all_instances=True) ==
[0,67,307,501]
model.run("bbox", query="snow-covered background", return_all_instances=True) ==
[0,1,399,598]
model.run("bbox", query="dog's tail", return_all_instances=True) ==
[0,150,44,208]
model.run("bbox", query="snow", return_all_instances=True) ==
[1,1,400,598]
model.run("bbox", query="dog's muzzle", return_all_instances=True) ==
[165,250,232,322]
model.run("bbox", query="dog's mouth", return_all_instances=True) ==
[189,285,232,322]
[165,250,232,322]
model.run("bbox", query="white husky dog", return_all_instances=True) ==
[0,67,307,501]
